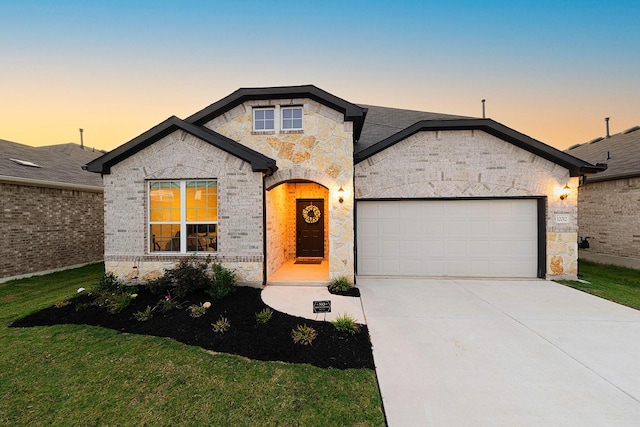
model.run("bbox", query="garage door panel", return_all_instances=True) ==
[357,199,539,278]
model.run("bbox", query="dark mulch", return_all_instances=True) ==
[328,287,361,297]
[10,287,374,370]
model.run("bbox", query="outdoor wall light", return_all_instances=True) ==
[559,184,571,200]
[338,186,344,204]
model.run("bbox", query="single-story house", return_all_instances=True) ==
[0,139,104,282]
[565,125,640,260]
[86,85,606,285]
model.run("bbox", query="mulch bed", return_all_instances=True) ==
[10,287,374,370]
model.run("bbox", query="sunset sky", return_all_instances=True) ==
[1,0,638,152]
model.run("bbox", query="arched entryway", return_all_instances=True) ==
[265,180,329,284]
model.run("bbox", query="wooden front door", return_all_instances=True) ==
[296,199,324,258]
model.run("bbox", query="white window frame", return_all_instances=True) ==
[281,106,303,131]
[148,180,218,254]
[253,107,275,132]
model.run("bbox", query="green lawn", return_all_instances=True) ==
[0,264,384,426]
[557,260,640,310]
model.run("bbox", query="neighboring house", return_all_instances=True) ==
[566,126,640,260]
[0,139,104,282]
[86,85,605,285]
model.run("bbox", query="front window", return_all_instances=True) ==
[282,106,303,130]
[149,180,218,253]
[253,108,275,131]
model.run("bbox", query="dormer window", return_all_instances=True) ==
[253,108,275,131]
[282,106,303,130]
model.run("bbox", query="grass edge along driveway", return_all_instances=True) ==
[557,259,640,311]
[0,263,384,426]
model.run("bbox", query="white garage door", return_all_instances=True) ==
[356,199,539,278]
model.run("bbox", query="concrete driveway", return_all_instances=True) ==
[358,277,640,426]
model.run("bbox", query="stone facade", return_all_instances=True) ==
[265,182,329,277]
[355,130,579,279]
[206,99,354,281]
[0,181,104,281]
[578,177,640,259]
[103,131,265,286]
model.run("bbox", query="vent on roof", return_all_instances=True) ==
[588,137,604,144]
[567,143,582,150]
[622,126,640,135]
[9,158,41,168]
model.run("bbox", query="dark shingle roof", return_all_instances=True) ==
[355,117,606,177]
[83,85,607,179]
[355,104,474,152]
[565,126,640,182]
[85,116,277,175]
[0,139,104,187]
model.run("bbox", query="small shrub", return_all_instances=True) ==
[108,292,137,314]
[91,272,138,313]
[212,316,230,334]
[208,263,236,301]
[188,304,208,318]
[54,300,70,308]
[291,324,317,346]
[133,306,154,322]
[146,256,211,298]
[331,313,361,335]
[154,297,186,313]
[328,276,353,293]
[255,308,273,324]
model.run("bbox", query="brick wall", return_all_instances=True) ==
[578,177,640,259]
[355,129,579,279]
[103,130,265,285]
[0,182,103,280]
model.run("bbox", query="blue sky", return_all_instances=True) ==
[1,0,638,150]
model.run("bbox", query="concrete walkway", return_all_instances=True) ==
[261,285,366,323]
[358,277,640,426]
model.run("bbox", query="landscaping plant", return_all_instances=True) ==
[255,308,273,324]
[133,305,154,322]
[291,324,317,346]
[188,303,208,318]
[331,313,361,335]
[328,276,353,293]
[146,256,211,298]
[92,272,138,314]
[208,263,236,301]
[212,316,230,334]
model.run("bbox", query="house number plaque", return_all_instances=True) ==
[313,300,331,313]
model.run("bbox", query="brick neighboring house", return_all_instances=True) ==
[565,126,640,260]
[86,85,605,284]
[0,139,105,282]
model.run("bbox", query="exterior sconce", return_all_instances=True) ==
[338,186,344,204]
[559,184,570,200]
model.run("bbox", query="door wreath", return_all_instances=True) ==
[302,204,321,224]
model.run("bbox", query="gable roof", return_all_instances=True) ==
[84,85,606,179]
[565,126,640,182]
[186,85,368,141]
[354,118,607,177]
[0,139,103,188]
[85,116,277,175]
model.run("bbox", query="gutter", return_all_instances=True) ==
[0,175,103,193]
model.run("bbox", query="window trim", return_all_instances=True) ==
[148,179,218,254]
[252,107,275,132]
[281,106,303,131]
